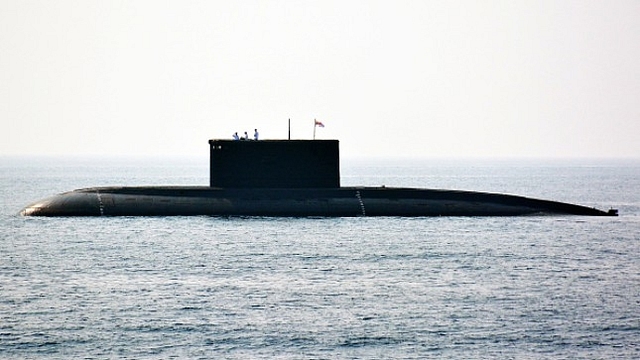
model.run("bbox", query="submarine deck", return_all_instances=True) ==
[20,186,617,217]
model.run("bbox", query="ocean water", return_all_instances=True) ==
[1,156,639,359]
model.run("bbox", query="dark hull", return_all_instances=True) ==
[20,186,616,217]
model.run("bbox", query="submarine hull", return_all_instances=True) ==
[20,186,616,217]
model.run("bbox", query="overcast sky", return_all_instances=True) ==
[2,0,639,158]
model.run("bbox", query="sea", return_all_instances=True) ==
[1,156,639,359]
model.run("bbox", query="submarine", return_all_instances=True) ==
[20,139,618,217]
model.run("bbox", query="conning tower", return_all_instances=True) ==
[208,140,340,188]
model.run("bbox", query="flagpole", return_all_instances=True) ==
[313,118,316,140]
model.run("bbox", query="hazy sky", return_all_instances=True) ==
[2,0,639,158]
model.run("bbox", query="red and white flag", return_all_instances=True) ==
[314,119,325,127]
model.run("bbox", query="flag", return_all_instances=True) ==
[314,119,325,127]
